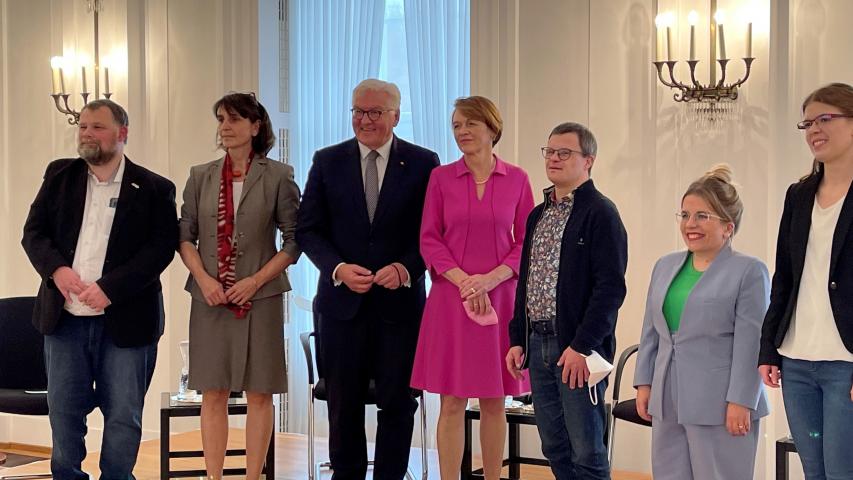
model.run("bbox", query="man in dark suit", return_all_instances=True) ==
[21,100,178,480]
[296,79,439,480]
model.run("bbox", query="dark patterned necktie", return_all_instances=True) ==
[364,150,379,222]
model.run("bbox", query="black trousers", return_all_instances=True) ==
[318,297,419,480]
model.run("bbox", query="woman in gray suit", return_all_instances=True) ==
[178,93,300,480]
[633,164,770,480]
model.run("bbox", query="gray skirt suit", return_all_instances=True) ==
[179,155,300,393]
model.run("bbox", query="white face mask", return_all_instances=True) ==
[583,351,614,405]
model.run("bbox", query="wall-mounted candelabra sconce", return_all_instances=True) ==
[49,0,112,125]
[653,0,755,121]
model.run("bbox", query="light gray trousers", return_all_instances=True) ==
[651,357,760,480]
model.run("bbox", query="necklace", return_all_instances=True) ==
[473,164,495,185]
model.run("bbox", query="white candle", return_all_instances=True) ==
[50,57,63,95]
[81,66,88,93]
[104,66,110,94]
[654,14,665,61]
[688,11,698,61]
[666,26,672,61]
[747,22,753,58]
[715,10,727,59]
[50,66,59,94]
[59,67,66,94]
[655,28,661,61]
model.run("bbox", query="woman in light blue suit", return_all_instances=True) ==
[634,164,770,480]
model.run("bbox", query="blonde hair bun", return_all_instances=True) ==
[703,163,735,184]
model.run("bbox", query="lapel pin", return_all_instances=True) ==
[400,161,405,165]
[131,182,140,189]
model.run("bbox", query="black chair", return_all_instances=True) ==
[299,331,427,480]
[0,296,51,479]
[606,344,652,465]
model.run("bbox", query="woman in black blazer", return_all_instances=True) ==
[759,83,853,480]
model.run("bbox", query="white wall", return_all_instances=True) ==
[472,0,853,478]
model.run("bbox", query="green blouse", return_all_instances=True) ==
[662,253,703,332]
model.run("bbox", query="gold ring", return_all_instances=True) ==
[470,288,476,294]
[738,424,745,428]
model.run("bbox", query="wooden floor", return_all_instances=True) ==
[0,429,650,479]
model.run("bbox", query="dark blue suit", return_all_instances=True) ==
[296,136,438,480]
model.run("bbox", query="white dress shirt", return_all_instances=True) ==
[65,159,125,316]
[332,137,410,287]
[779,195,853,361]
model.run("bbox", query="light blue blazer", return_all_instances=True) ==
[634,246,771,425]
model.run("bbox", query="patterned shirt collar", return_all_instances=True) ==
[543,186,573,207]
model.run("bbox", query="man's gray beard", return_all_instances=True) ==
[78,144,112,166]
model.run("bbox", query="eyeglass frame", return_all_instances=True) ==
[675,211,729,224]
[541,146,586,161]
[796,113,853,130]
[351,108,396,121]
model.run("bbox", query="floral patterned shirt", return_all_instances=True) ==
[526,189,574,320]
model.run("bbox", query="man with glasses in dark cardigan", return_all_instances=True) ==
[507,122,627,480]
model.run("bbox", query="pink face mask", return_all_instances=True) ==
[462,295,498,326]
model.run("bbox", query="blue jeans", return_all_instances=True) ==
[528,332,610,480]
[781,357,853,480]
[44,312,157,480]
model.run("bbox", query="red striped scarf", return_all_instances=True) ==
[217,152,253,318]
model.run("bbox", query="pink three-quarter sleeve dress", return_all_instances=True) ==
[411,156,534,398]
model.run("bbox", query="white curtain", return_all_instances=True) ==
[401,0,470,448]
[403,0,470,166]
[287,0,387,436]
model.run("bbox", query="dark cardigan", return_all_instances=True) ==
[509,179,628,365]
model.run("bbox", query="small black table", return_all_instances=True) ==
[775,436,798,480]
[159,392,274,479]
[462,408,549,480]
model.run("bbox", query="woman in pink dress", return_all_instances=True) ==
[411,96,534,479]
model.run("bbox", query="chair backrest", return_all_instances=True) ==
[611,344,639,404]
[0,297,47,390]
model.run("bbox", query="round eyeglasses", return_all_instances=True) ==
[541,147,583,161]
[351,108,394,121]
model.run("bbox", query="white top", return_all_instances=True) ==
[779,195,853,361]
[358,137,392,191]
[232,180,244,215]
[65,159,125,316]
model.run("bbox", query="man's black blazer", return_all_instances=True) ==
[759,170,853,365]
[21,157,178,347]
[296,136,439,322]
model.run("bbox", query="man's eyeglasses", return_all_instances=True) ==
[351,108,394,121]
[796,113,853,130]
[676,211,727,224]
[541,147,584,161]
